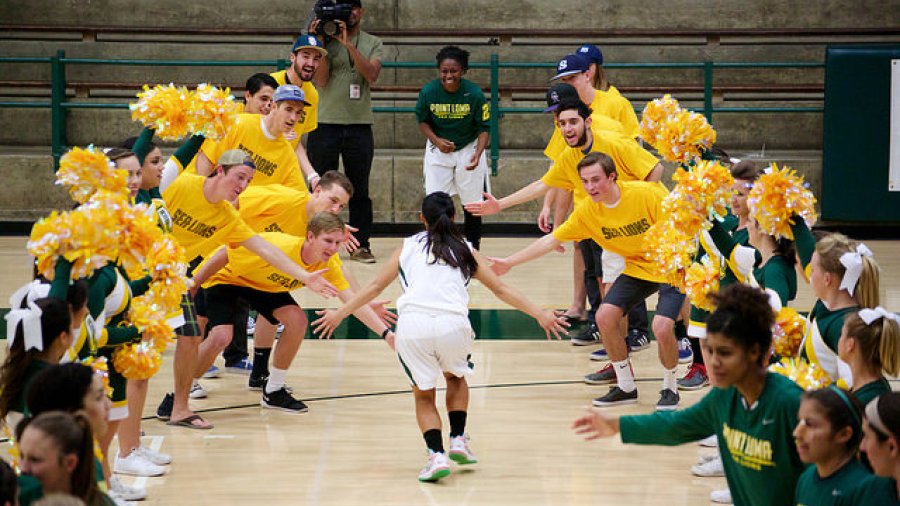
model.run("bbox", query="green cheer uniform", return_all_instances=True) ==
[840,475,900,505]
[852,377,892,405]
[619,373,805,506]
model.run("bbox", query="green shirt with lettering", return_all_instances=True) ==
[415,78,489,150]
[619,373,805,506]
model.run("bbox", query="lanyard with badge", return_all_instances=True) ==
[346,32,362,100]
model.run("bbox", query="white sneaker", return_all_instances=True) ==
[710,488,733,504]
[189,381,207,399]
[107,492,136,506]
[114,449,166,477]
[417,451,450,482]
[448,435,478,465]
[696,453,719,464]
[699,434,718,447]
[247,316,256,335]
[691,455,725,477]
[135,446,172,466]
[109,475,147,501]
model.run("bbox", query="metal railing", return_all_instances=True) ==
[0,51,825,173]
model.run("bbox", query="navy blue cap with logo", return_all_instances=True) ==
[550,53,591,81]
[544,83,581,113]
[577,44,604,66]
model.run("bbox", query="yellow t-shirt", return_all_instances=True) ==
[552,181,668,282]
[207,232,349,293]
[238,184,310,236]
[270,71,319,148]
[161,172,256,260]
[187,113,305,194]
[544,113,626,163]
[592,89,640,138]
[540,125,659,205]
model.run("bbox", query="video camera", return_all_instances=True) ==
[313,0,353,38]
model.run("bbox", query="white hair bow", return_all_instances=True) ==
[859,306,900,326]
[839,243,873,296]
[9,280,50,309]
[4,300,44,351]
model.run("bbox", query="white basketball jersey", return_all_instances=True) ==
[396,232,471,316]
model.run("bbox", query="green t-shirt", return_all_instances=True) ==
[755,254,798,306]
[840,475,900,505]
[852,377,891,405]
[317,31,385,124]
[620,373,805,506]
[415,78,489,149]
[795,458,872,506]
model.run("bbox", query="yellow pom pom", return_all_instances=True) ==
[57,145,128,203]
[747,163,818,240]
[112,341,163,380]
[81,356,113,398]
[643,221,696,288]
[188,83,241,140]
[640,95,717,164]
[772,307,806,358]
[683,256,721,311]
[769,357,832,390]
[116,203,164,279]
[130,84,192,141]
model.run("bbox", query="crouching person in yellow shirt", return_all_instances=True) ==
[191,212,393,413]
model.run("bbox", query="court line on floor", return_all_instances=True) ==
[139,377,666,420]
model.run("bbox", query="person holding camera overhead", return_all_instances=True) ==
[308,0,384,263]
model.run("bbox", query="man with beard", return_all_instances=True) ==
[308,0,384,263]
[271,35,327,190]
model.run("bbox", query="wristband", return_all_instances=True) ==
[381,328,392,339]
[308,173,320,183]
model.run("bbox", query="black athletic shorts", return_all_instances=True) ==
[204,284,298,330]
[602,274,685,321]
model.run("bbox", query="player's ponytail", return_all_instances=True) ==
[421,192,478,280]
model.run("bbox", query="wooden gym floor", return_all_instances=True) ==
[1,236,898,505]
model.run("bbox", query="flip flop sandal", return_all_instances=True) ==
[166,414,214,430]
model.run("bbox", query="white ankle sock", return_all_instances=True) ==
[663,367,678,392]
[265,367,287,394]
[613,359,635,392]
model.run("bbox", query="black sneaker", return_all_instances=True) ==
[583,363,617,385]
[571,323,600,346]
[656,389,680,411]
[261,387,308,413]
[626,329,650,352]
[156,393,173,421]
[248,374,268,391]
[592,386,638,407]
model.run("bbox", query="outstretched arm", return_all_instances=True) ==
[312,247,402,338]
[472,249,568,340]
[464,180,550,216]
[241,235,337,298]
[490,234,564,276]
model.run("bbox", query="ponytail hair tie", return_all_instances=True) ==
[839,243,873,296]
[9,280,50,309]
[4,300,44,351]
[858,306,900,326]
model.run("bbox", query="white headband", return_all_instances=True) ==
[859,306,900,326]
[865,397,896,440]
[9,280,50,309]
[839,243,873,296]
[4,300,44,351]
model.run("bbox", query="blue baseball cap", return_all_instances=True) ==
[551,53,590,81]
[273,84,311,106]
[291,34,327,56]
[544,83,580,113]
[577,44,603,66]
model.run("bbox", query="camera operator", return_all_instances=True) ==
[308,0,384,263]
